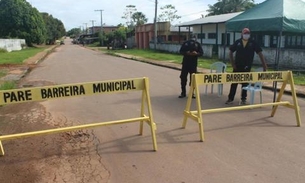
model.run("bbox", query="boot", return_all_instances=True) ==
[178,87,186,98]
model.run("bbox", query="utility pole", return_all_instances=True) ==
[89,20,96,34]
[154,0,158,50]
[83,23,88,34]
[95,9,104,46]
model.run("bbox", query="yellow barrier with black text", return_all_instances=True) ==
[182,71,301,141]
[0,77,157,156]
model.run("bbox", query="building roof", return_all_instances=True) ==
[178,12,243,27]
[226,0,305,33]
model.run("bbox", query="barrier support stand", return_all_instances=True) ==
[182,74,205,141]
[271,71,301,126]
[0,77,158,156]
[181,71,302,142]
[139,77,158,151]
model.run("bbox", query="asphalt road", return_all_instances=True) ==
[12,39,305,183]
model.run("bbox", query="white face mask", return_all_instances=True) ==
[243,34,250,40]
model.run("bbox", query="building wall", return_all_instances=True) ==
[218,46,305,69]
[135,22,190,49]
[149,43,214,58]
[89,26,119,34]
[0,39,26,52]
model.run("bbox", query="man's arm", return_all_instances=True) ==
[257,52,268,71]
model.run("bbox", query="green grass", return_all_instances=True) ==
[293,72,305,86]
[0,46,50,90]
[106,48,305,86]
[107,49,220,68]
[0,47,46,64]
[0,81,16,90]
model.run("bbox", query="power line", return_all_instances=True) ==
[180,10,206,17]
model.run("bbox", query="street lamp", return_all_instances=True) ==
[95,9,104,46]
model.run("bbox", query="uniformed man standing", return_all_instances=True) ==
[178,35,204,98]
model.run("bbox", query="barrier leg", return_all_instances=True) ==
[198,118,204,142]
[150,122,158,151]
[143,77,158,151]
[287,72,302,126]
[0,140,4,156]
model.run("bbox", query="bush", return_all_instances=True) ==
[0,48,8,53]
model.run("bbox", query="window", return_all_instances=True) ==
[297,36,302,46]
[270,35,278,48]
[285,35,305,49]
[198,33,205,39]
[221,33,230,45]
[168,35,172,41]
[208,33,216,39]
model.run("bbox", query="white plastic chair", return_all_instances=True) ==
[205,62,227,96]
[242,67,264,105]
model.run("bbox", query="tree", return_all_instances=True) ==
[0,0,46,45]
[67,28,82,38]
[131,12,148,26]
[41,13,66,44]
[158,4,181,23]
[121,5,137,28]
[206,0,255,16]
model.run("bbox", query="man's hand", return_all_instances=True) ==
[187,51,198,56]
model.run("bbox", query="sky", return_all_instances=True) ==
[28,0,265,31]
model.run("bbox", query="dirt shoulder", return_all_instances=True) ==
[0,45,110,183]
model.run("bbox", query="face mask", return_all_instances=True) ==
[243,34,250,40]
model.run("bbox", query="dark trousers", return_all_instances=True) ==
[228,68,250,101]
[180,64,197,94]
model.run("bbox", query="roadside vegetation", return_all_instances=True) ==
[104,48,305,86]
[0,47,46,64]
[0,46,51,90]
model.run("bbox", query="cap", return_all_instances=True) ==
[242,28,250,34]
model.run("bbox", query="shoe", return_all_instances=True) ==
[225,99,233,104]
[192,94,196,99]
[240,99,247,105]
[178,93,186,98]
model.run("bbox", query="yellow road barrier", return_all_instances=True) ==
[0,77,157,156]
[182,71,301,141]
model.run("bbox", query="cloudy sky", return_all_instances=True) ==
[28,0,265,31]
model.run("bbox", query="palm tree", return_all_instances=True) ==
[206,0,256,16]
[131,12,148,26]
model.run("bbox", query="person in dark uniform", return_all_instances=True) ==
[178,35,204,98]
[225,28,267,105]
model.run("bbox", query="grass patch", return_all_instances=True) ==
[0,47,46,64]
[0,81,16,90]
[107,49,220,68]
[0,70,8,78]
[293,72,305,86]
